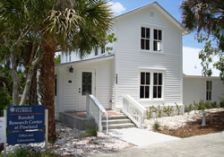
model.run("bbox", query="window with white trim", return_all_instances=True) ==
[153,73,163,98]
[141,27,150,50]
[206,80,212,101]
[94,47,98,56]
[140,72,150,98]
[153,29,162,51]
[140,72,163,99]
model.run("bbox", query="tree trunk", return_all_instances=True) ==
[40,43,56,142]
[28,68,38,105]
[20,49,42,105]
[11,53,19,105]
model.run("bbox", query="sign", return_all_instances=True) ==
[7,105,45,145]
[7,131,44,145]
[0,117,6,143]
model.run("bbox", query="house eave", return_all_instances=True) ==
[56,54,114,67]
[183,74,220,79]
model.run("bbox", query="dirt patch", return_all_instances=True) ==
[159,111,224,138]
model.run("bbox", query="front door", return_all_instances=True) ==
[75,70,95,111]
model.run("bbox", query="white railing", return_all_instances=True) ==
[122,95,146,128]
[86,95,108,133]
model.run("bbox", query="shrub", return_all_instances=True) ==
[220,97,224,108]
[82,121,97,137]
[211,101,217,108]
[146,106,157,119]
[175,104,182,115]
[0,87,11,116]
[153,121,161,131]
[163,106,173,116]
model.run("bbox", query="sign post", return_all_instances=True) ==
[0,111,6,157]
[7,105,46,145]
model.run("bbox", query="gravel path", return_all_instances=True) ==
[6,123,132,157]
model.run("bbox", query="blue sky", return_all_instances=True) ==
[110,0,204,49]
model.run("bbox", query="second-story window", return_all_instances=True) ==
[153,29,162,51]
[141,27,150,50]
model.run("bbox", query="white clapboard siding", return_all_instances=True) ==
[55,58,114,113]
[183,76,224,105]
[112,5,183,107]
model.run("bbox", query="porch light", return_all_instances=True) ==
[69,66,74,73]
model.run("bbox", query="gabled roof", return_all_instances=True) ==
[114,2,186,34]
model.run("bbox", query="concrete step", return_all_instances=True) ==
[102,119,132,125]
[103,115,128,120]
[103,123,135,130]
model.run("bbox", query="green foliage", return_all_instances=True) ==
[163,106,173,116]
[0,87,11,111]
[175,104,182,115]
[146,106,158,119]
[0,147,61,157]
[153,121,161,131]
[185,100,220,113]
[81,121,97,137]
[220,97,224,108]
[54,55,61,65]
[181,0,224,80]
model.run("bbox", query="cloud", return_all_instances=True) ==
[108,1,126,16]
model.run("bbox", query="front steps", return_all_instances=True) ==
[102,113,135,130]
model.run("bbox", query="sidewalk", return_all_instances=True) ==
[109,128,179,147]
[90,132,224,157]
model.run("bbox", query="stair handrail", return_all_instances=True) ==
[122,95,146,128]
[86,95,108,133]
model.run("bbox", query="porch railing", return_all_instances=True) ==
[122,95,146,128]
[86,95,108,133]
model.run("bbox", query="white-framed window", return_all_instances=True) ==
[153,72,163,98]
[140,71,163,99]
[153,29,162,51]
[141,27,150,50]
[206,80,212,101]
[140,27,163,52]
[140,72,150,98]
[101,46,105,54]
[94,47,98,56]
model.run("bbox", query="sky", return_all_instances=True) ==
[109,0,204,49]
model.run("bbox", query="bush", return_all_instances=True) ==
[0,147,60,157]
[185,100,221,113]
[146,106,158,119]
[220,97,224,108]
[153,121,161,131]
[163,106,173,116]
[0,87,11,116]
[81,121,97,137]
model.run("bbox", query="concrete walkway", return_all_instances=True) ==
[90,132,224,157]
[109,128,179,147]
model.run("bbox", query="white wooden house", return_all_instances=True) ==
[55,2,224,130]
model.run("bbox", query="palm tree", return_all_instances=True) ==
[41,0,112,141]
[0,0,112,141]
